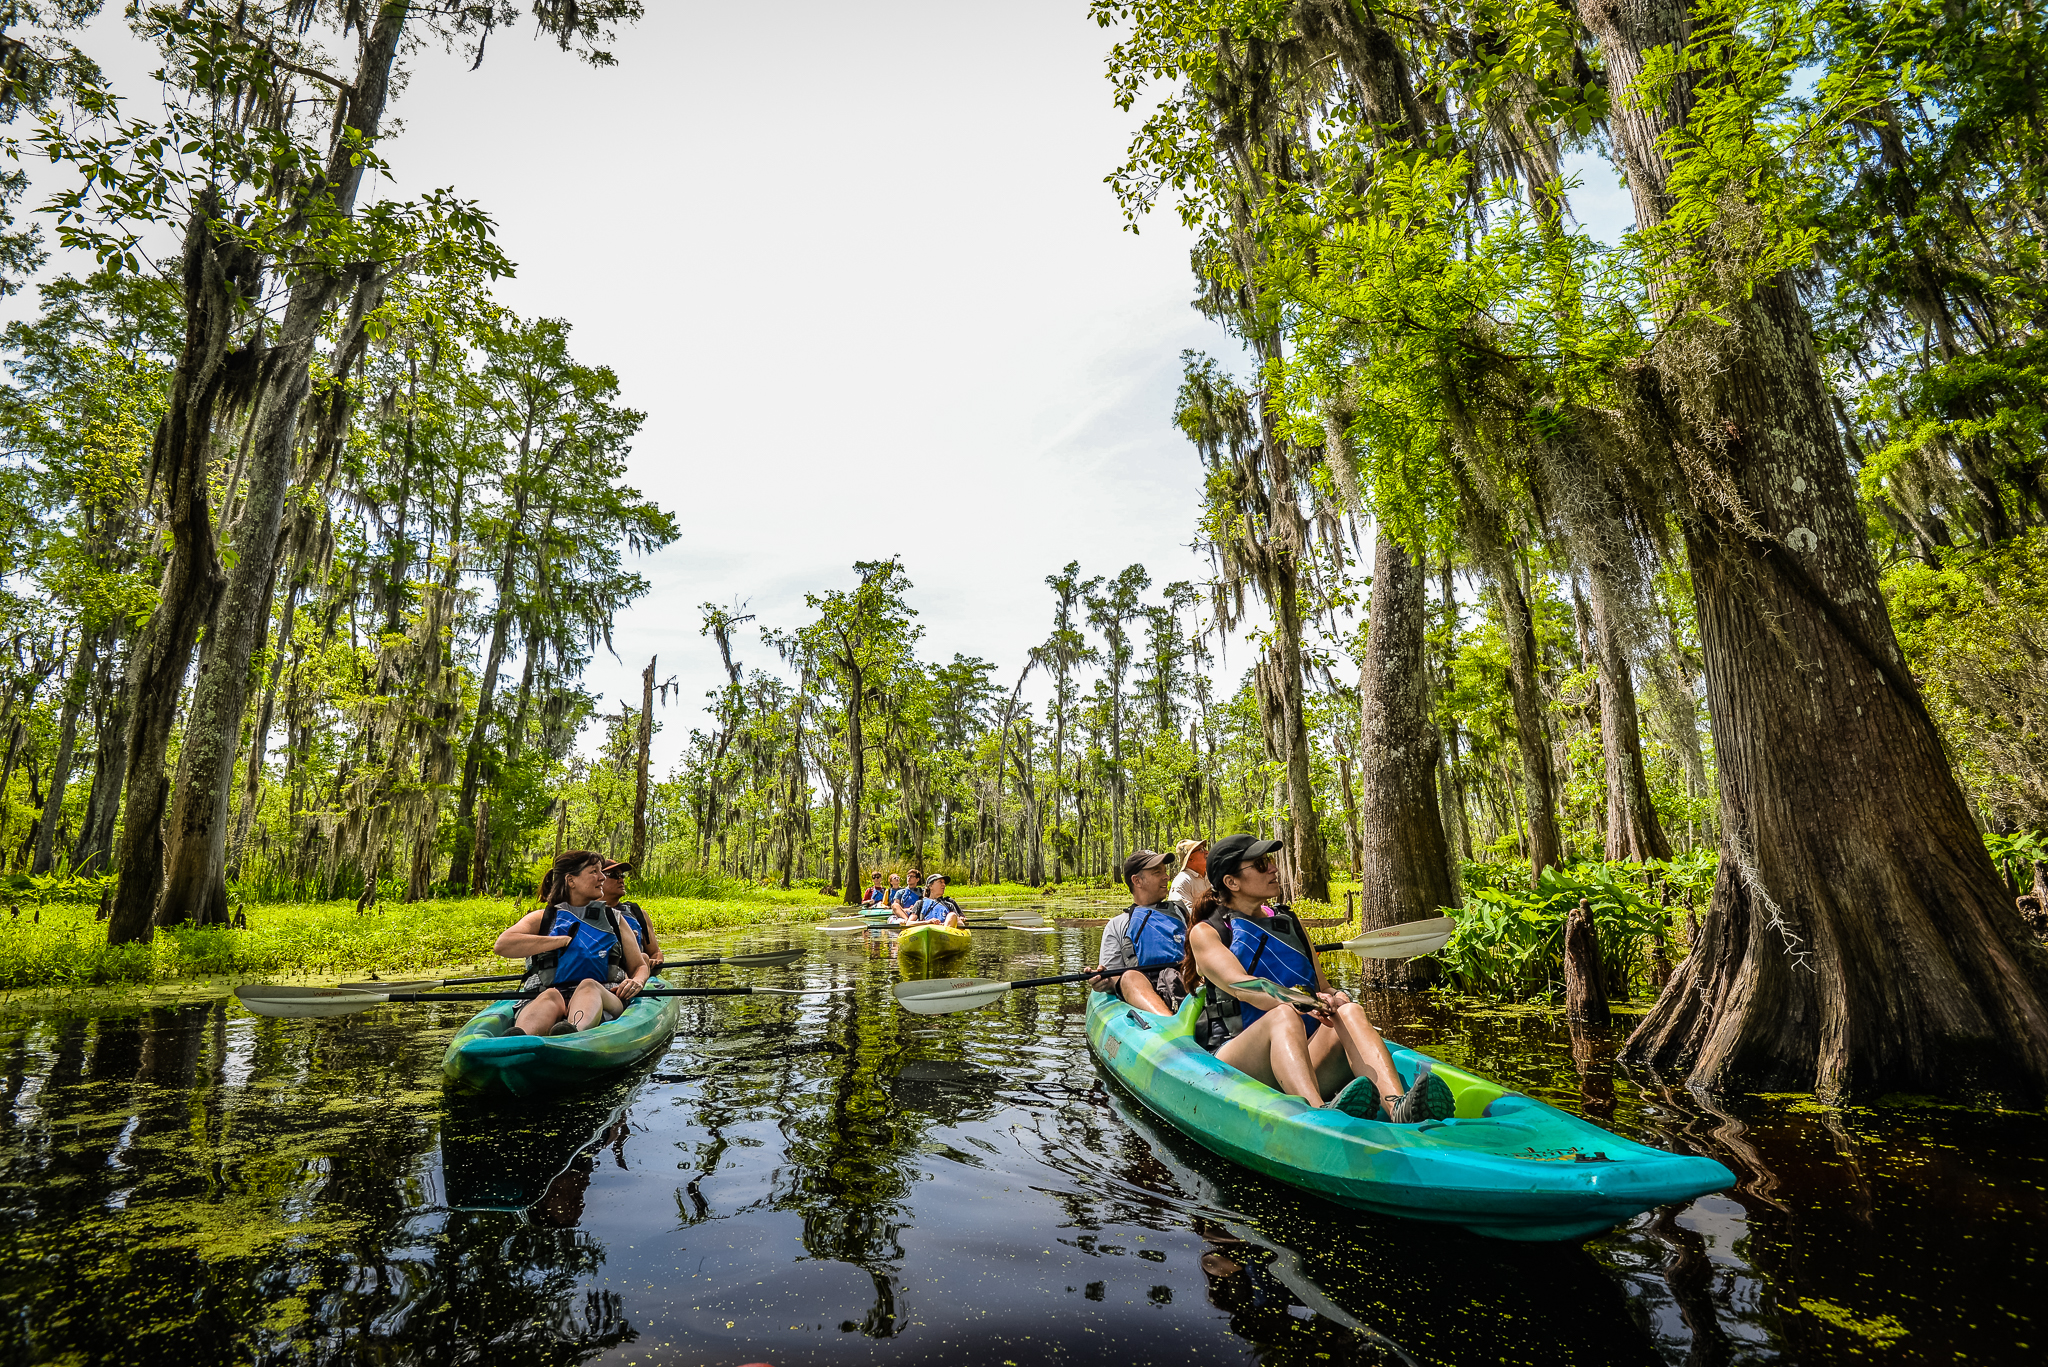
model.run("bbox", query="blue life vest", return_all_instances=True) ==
[1228,909,1319,1035]
[894,886,921,909]
[1124,904,1187,969]
[532,902,622,990]
[864,884,887,904]
[919,896,960,921]
[613,901,652,951]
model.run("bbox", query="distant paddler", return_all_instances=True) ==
[493,849,651,1036]
[601,858,661,971]
[906,872,966,929]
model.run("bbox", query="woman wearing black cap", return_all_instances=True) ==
[1185,834,1452,1122]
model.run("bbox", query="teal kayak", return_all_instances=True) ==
[1087,988,1734,1242]
[442,979,681,1096]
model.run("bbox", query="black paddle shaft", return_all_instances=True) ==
[378,987,773,1004]
[1004,961,1181,991]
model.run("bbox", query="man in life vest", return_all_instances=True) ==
[912,873,966,928]
[1185,834,1450,1122]
[894,871,924,912]
[493,848,650,1036]
[1089,850,1192,1015]
[862,872,891,907]
[602,859,661,971]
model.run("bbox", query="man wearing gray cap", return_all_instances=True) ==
[1088,849,1191,1016]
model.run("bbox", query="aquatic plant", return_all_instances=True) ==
[1436,863,1675,1000]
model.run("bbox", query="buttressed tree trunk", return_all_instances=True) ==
[155,7,408,930]
[1356,532,1455,986]
[1588,0,2048,1097]
[1586,566,1670,862]
[106,197,258,945]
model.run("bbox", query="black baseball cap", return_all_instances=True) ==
[1121,849,1171,883]
[925,872,947,886]
[1206,835,1283,884]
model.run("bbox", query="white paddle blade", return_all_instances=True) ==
[748,985,856,996]
[724,948,808,967]
[1338,916,1457,959]
[234,985,388,1018]
[890,977,1012,1015]
[337,979,439,993]
[819,921,877,932]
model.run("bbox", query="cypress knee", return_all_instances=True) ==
[1565,898,1610,1026]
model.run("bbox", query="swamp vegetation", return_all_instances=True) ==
[0,6,2037,1350]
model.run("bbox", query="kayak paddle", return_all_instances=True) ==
[234,982,854,1019]
[1313,917,1456,959]
[335,947,808,993]
[893,965,1175,1016]
[890,917,1458,1017]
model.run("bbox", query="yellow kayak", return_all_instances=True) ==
[895,923,973,961]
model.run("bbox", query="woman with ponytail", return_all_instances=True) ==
[492,849,650,1036]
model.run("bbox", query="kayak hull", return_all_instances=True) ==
[442,979,681,1096]
[895,923,973,961]
[1086,989,1733,1243]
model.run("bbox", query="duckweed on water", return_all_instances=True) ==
[0,923,2040,1365]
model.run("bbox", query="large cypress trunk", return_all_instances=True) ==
[105,199,255,945]
[1589,0,2048,1096]
[1356,532,1454,985]
[155,8,407,930]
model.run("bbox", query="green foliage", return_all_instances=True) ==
[1439,862,1675,999]
[0,885,844,990]
[1885,533,2048,826]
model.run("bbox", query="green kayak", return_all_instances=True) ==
[1087,988,1734,1242]
[442,979,681,1096]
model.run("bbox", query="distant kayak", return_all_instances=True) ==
[1088,989,1733,1243]
[442,979,681,1096]
[896,923,973,962]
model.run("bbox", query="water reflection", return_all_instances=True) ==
[0,927,2040,1366]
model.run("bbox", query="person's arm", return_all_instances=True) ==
[615,917,651,1000]
[638,911,662,966]
[494,909,568,959]
[1189,919,1298,1016]
[1088,913,1134,991]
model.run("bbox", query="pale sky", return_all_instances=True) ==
[16,4,1631,776]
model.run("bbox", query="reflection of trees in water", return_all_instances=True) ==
[0,1001,634,1364]
[663,983,938,1338]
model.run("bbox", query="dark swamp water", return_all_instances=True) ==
[1,924,2042,1367]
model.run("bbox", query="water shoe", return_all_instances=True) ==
[1391,1069,1455,1123]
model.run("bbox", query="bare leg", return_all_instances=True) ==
[513,987,568,1036]
[1215,1008,1326,1105]
[1310,1003,1404,1103]
[1116,969,1172,1016]
[564,979,623,1031]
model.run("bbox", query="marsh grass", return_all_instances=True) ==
[0,883,853,991]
